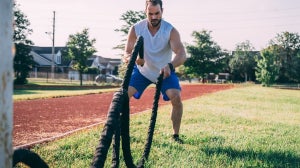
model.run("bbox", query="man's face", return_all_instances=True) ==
[145,3,163,27]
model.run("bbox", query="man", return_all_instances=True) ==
[124,0,186,143]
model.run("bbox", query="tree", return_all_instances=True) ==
[269,31,300,83]
[115,10,146,78]
[229,40,258,82]
[255,46,280,86]
[184,30,226,80]
[66,28,96,86]
[13,3,34,84]
[114,10,146,52]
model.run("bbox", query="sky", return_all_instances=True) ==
[16,0,300,58]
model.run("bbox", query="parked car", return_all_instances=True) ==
[95,74,123,84]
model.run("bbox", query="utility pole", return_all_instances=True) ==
[51,11,56,79]
[0,0,13,167]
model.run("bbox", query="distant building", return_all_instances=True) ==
[89,56,121,75]
[68,55,121,80]
[30,46,121,80]
[30,46,69,73]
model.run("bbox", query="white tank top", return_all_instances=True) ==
[134,19,173,82]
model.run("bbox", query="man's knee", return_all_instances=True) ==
[167,89,182,107]
[128,86,137,98]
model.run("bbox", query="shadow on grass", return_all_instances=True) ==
[14,90,38,95]
[202,146,300,167]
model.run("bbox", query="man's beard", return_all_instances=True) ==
[150,19,162,27]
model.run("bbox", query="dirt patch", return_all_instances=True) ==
[13,84,233,147]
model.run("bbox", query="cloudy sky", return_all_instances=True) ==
[16,0,300,58]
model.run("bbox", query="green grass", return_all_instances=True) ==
[18,85,300,168]
[13,88,117,100]
[26,78,96,86]
[14,78,120,100]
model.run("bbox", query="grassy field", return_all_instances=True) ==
[17,85,300,168]
[26,78,97,86]
[13,88,117,100]
[13,78,119,100]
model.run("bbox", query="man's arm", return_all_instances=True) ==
[123,26,144,65]
[163,28,186,77]
[169,28,187,68]
[123,26,136,62]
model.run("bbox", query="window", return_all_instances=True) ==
[56,51,62,64]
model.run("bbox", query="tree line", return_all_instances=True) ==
[14,5,300,86]
[116,10,300,86]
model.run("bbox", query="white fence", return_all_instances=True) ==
[29,71,97,83]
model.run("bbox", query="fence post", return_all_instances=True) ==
[0,0,14,167]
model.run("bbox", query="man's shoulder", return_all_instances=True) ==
[134,19,147,35]
[161,19,174,32]
[135,19,147,26]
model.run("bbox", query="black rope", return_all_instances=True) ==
[138,73,163,168]
[13,148,49,168]
[121,73,163,168]
[122,36,144,91]
[111,99,121,168]
[91,36,163,168]
[90,90,127,168]
[91,36,143,167]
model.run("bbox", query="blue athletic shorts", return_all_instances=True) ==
[129,66,181,101]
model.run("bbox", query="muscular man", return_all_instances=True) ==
[124,0,186,143]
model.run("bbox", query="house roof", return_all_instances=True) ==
[31,46,121,71]
[30,51,52,66]
[31,46,66,55]
[30,46,70,67]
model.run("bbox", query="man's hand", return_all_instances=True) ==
[162,64,172,79]
[122,54,131,64]
[136,56,145,66]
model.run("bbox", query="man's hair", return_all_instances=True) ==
[146,0,163,9]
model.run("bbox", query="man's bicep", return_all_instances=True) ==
[125,26,137,55]
[170,28,185,55]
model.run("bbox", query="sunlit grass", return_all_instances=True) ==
[13,88,118,101]
[17,85,300,167]
[26,78,96,86]
[14,78,121,100]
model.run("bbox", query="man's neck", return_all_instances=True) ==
[148,23,161,36]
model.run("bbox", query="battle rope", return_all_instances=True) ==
[13,148,49,168]
[90,36,163,168]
